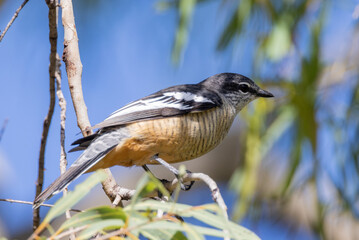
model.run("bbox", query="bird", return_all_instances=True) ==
[33,72,273,208]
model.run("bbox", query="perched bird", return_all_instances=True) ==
[33,73,273,208]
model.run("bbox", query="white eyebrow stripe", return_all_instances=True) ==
[163,92,214,103]
[240,82,250,87]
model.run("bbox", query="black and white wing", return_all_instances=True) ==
[92,84,223,129]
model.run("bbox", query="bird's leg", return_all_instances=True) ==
[151,155,195,191]
[142,164,169,198]
[142,164,152,173]
[142,164,168,184]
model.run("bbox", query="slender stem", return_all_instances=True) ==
[0,0,30,42]
[33,44,56,231]
[0,198,81,212]
[33,0,59,231]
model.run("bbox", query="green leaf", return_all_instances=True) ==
[172,0,197,63]
[188,208,257,239]
[130,173,170,208]
[43,170,107,223]
[281,127,302,195]
[130,174,158,205]
[126,200,259,240]
[139,221,203,239]
[164,222,221,239]
[261,106,295,156]
[138,219,257,240]
[231,100,271,220]
[126,200,195,215]
[180,222,204,240]
[59,206,127,231]
[155,0,176,12]
[146,171,171,198]
[217,0,252,50]
[140,229,180,240]
[78,219,125,239]
[170,231,188,240]
[265,18,291,60]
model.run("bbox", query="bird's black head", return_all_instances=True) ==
[200,73,273,111]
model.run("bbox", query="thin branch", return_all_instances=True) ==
[55,39,76,239]
[56,57,66,175]
[53,226,87,240]
[33,48,56,231]
[33,0,59,231]
[55,47,75,238]
[0,118,9,143]
[173,173,228,216]
[0,198,81,212]
[60,0,88,136]
[0,0,30,42]
[60,0,119,205]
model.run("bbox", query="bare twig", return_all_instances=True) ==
[33,47,56,231]
[56,57,66,175]
[48,1,75,238]
[33,0,59,231]
[0,118,9,143]
[0,0,30,42]
[60,0,119,206]
[55,49,75,239]
[0,198,81,212]
[102,168,123,205]
[55,54,68,173]
[60,0,88,136]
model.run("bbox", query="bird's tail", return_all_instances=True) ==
[33,129,125,209]
[33,165,85,209]
[33,146,115,209]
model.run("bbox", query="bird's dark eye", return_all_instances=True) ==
[238,84,250,94]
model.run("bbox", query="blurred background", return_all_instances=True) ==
[0,0,359,239]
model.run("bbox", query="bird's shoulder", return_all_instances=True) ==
[92,83,223,129]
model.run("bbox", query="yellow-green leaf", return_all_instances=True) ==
[43,170,107,223]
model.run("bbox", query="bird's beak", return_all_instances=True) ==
[257,88,274,98]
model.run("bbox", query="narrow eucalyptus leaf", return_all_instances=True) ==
[43,170,107,223]
[60,206,127,231]
[77,219,125,240]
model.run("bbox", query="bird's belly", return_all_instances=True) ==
[90,107,235,170]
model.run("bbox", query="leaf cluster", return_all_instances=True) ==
[31,171,260,240]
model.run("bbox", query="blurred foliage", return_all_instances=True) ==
[162,0,359,237]
[171,0,197,63]
[31,170,259,240]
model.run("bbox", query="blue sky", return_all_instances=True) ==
[0,0,356,239]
